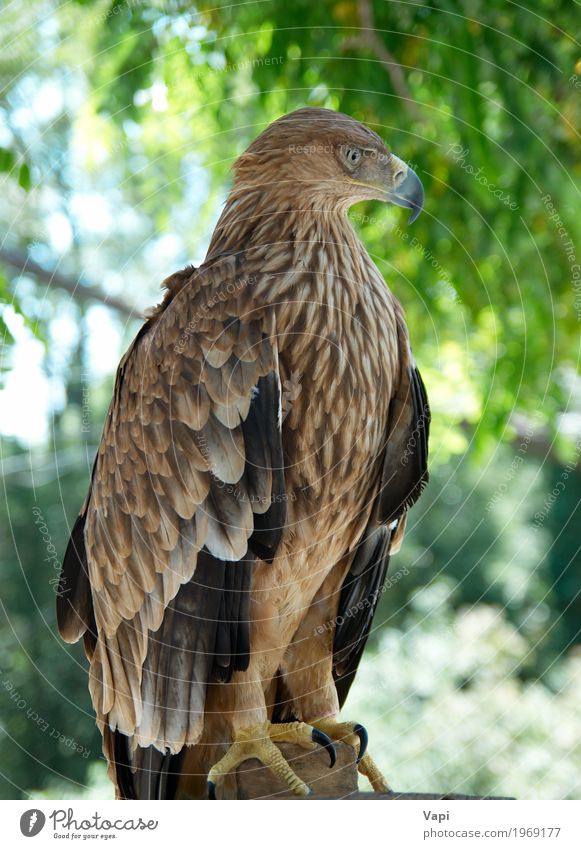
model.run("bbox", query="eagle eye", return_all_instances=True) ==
[344,147,362,167]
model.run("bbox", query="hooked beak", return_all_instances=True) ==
[385,156,424,223]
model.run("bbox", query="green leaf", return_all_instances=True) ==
[18,163,31,191]
[0,147,16,173]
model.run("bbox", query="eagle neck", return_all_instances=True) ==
[205,191,390,326]
[205,188,368,273]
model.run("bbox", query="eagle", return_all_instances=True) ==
[57,107,429,799]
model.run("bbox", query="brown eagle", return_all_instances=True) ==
[58,107,429,799]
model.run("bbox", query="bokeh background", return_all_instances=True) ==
[0,0,579,800]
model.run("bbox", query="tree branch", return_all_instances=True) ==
[0,247,142,320]
[342,0,422,122]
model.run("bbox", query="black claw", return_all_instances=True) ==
[311,728,337,768]
[353,723,368,763]
[207,780,217,800]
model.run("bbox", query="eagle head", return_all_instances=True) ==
[233,106,424,221]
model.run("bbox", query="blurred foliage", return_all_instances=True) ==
[348,590,581,800]
[0,0,579,799]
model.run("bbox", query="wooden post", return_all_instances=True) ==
[235,743,513,799]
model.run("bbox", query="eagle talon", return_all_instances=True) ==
[353,723,368,763]
[358,752,390,793]
[311,728,337,767]
[206,722,315,798]
[310,718,388,790]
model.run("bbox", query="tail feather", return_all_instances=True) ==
[105,728,185,800]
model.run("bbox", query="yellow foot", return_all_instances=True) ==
[207,721,336,799]
[311,717,390,793]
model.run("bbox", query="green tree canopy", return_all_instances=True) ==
[0,0,579,800]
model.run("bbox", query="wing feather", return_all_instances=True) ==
[332,313,430,706]
[58,260,286,756]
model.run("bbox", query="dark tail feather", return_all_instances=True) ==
[108,730,185,800]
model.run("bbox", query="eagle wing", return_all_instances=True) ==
[57,259,285,753]
[333,311,430,706]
